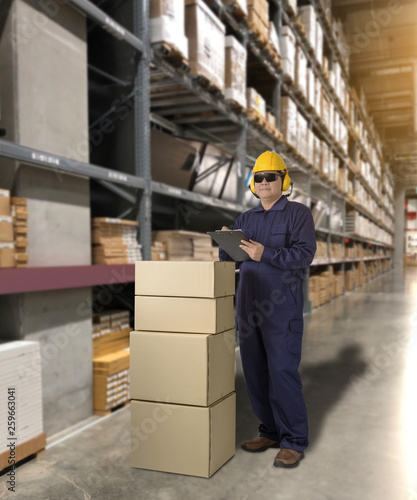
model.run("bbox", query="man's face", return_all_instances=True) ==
[254,170,283,200]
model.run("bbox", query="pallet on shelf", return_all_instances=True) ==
[0,432,46,473]
[94,400,130,417]
[190,73,225,98]
[220,0,247,20]
[151,42,190,73]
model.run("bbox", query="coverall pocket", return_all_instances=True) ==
[287,319,303,356]
[270,224,288,247]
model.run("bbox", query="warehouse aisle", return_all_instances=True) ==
[1,268,416,500]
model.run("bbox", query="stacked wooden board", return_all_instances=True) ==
[152,230,214,261]
[92,218,142,265]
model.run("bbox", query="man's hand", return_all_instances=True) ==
[240,239,264,262]
[221,226,229,230]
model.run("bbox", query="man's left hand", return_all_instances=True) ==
[240,239,264,261]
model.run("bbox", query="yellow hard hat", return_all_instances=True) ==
[249,151,292,196]
[252,150,287,173]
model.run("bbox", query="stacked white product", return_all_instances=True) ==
[307,128,314,165]
[295,45,307,96]
[246,88,266,118]
[315,18,323,65]
[269,22,280,55]
[279,26,296,80]
[297,113,308,160]
[280,97,297,149]
[150,0,188,58]
[224,36,247,108]
[298,6,317,49]
[0,341,44,454]
[307,67,315,108]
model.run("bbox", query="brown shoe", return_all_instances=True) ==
[241,437,280,452]
[273,448,304,468]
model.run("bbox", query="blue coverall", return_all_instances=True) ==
[219,195,316,452]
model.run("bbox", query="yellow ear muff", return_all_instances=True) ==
[282,171,291,191]
[249,177,259,198]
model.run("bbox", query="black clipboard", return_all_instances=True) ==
[207,229,251,262]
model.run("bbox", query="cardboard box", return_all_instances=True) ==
[0,190,10,216]
[0,216,13,242]
[131,393,236,477]
[135,295,234,334]
[185,0,225,93]
[247,0,268,37]
[130,329,235,406]
[0,244,15,268]
[135,261,235,298]
[224,36,247,109]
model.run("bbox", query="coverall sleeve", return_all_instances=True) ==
[218,216,242,266]
[260,205,316,270]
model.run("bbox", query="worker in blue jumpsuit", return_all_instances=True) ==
[219,151,316,468]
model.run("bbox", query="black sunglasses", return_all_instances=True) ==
[254,172,283,183]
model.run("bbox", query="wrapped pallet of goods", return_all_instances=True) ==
[224,35,247,109]
[150,0,188,59]
[185,0,225,93]
[92,218,142,265]
[0,341,46,472]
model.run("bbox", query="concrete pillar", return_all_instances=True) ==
[393,183,406,270]
[0,0,93,435]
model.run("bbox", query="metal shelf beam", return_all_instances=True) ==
[67,0,144,53]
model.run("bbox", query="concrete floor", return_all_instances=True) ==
[1,267,417,500]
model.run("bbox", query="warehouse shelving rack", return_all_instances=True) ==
[0,0,394,312]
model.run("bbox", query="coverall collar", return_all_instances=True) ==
[254,195,288,212]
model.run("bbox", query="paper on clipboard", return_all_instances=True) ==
[207,229,251,262]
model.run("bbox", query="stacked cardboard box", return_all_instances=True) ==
[315,241,328,260]
[247,0,269,40]
[152,230,214,261]
[307,67,315,109]
[225,36,247,109]
[92,218,142,265]
[93,310,130,357]
[333,271,344,298]
[279,26,296,80]
[269,21,280,56]
[0,190,14,268]
[309,270,332,308]
[246,88,266,119]
[280,96,297,149]
[297,113,308,161]
[93,349,130,413]
[0,341,46,471]
[185,0,225,93]
[330,243,344,260]
[150,0,188,59]
[131,261,236,477]
[12,197,29,267]
[345,269,355,291]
